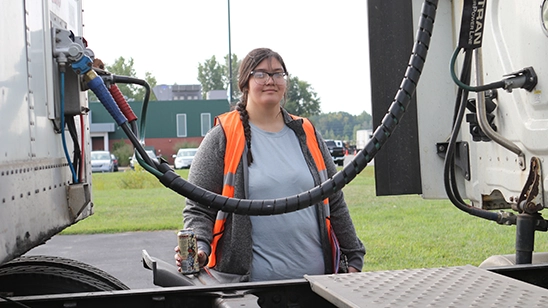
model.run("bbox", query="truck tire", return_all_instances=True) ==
[0,255,129,296]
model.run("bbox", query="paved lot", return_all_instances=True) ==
[25,231,178,290]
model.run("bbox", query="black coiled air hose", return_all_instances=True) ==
[157,0,439,215]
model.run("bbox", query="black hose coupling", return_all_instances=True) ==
[503,67,537,92]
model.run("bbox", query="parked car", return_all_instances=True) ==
[172,148,198,169]
[90,151,114,173]
[324,139,345,166]
[130,150,158,170]
[110,154,119,172]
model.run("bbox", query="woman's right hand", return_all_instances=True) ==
[174,246,208,272]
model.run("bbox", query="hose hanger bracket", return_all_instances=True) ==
[437,141,471,181]
[515,157,545,214]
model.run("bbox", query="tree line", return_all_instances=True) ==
[89,56,372,143]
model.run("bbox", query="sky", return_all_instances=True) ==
[81,0,371,116]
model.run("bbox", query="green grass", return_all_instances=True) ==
[64,169,186,234]
[64,166,548,271]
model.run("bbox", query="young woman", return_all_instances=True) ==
[176,48,365,282]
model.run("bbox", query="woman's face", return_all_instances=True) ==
[247,57,286,108]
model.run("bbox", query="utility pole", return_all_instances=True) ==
[227,0,233,105]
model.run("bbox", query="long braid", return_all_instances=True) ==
[236,98,253,166]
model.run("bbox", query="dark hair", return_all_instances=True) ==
[236,48,289,166]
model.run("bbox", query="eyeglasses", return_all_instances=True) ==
[250,71,287,85]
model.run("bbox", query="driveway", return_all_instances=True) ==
[24,231,178,290]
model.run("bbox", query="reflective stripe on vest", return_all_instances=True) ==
[208,110,340,272]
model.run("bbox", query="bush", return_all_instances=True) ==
[112,140,133,167]
[119,165,161,189]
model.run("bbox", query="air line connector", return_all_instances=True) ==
[84,69,99,83]
[81,64,128,126]
[502,67,537,92]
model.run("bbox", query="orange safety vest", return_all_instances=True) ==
[208,110,341,272]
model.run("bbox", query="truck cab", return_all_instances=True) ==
[324,139,345,166]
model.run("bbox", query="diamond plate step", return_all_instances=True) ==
[305,265,548,307]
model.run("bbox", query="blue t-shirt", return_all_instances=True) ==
[248,123,325,281]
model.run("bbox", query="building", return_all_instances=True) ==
[153,84,202,101]
[89,98,230,164]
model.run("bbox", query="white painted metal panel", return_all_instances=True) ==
[463,1,548,206]
[413,0,457,199]
[414,1,548,207]
[0,1,32,161]
[0,0,92,265]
